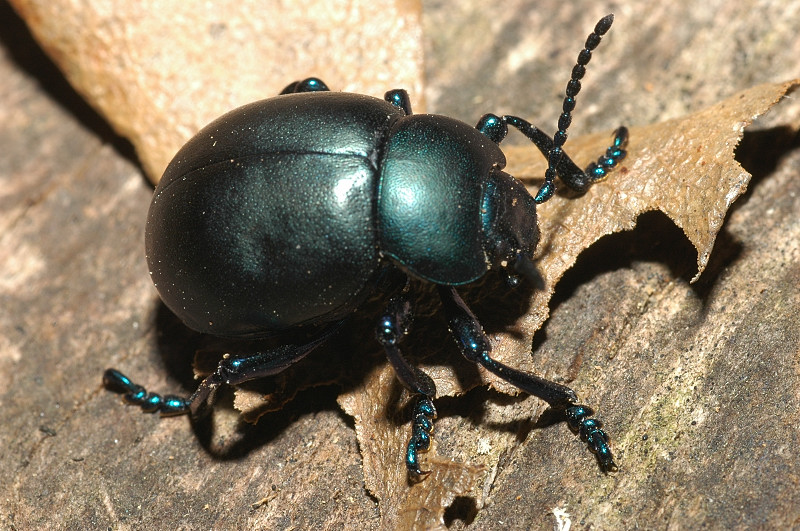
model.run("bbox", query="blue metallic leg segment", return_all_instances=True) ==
[566,405,616,471]
[497,117,628,197]
[103,368,189,415]
[376,288,438,478]
[406,397,436,476]
[384,88,413,115]
[104,320,345,418]
[584,126,628,182]
[437,285,616,471]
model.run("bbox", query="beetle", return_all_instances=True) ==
[104,14,627,477]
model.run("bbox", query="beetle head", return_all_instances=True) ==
[481,171,543,288]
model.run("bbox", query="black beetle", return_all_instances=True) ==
[105,14,627,477]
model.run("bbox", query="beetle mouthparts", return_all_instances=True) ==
[514,251,545,290]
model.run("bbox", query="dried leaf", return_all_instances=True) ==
[8,0,424,183]
[338,365,485,530]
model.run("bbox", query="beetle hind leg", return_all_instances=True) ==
[103,368,190,415]
[437,285,616,471]
[103,320,345,419]
[375,290,438,478]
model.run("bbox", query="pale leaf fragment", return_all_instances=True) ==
[338,365,485,530]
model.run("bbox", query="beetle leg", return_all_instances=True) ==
[279,77,330,94]
[104,320,345,419]
[185,321,345,418]
[501,117,628,195]
[376,292,438,478]
[583,126,628,183]
[438,285,576,405]
[103,368,189,415]
[384,89,413,115]
[503,115,592,193]
[475,113,508,143]
[437,285,616,471]
[565,404,616,471]
[187,346,315,418]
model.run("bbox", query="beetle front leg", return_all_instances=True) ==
[437,285,616,471]
[500,116,628,196]
[376,291,438,478]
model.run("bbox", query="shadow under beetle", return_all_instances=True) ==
[105,14,627,477]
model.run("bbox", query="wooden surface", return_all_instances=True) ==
[1,1,799,529]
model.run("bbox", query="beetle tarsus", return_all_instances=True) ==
[103,368,190,416]
[406,396,437,478]
[585,126,629,182]
[566,404,617,471]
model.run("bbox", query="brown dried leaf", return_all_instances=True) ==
[338,365,485,530]
[338,80,799,524]
[8,0,424,183]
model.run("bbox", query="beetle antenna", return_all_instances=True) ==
[536,13,615,204]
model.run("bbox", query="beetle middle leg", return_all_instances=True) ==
[375,289,438,477]
[437,285,616,471]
